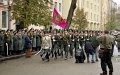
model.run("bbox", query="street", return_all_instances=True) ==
[0,54,120,75]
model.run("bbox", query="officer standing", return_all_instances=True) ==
[0,30,4,57]
[97,30,114,75]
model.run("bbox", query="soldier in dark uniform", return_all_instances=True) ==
[32,30,37,51]
[36,30,42,51]
[13,32,19,54]
[51,29,59,59]
[69,29,75,58]
[63,30,69,60]
[9,30,14,55]
[89,31,99,61]
[59,31,64,58]
[0,30,4,57]
[4,30,11,56]
[74,30,80,51]
[17,31,23,54]
[79,31,85,49]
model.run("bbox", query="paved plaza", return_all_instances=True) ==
[0,54,120,75]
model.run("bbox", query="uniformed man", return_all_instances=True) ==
[41,31,52,61]
[74,30,80,51]
[69,29,75,58]
[51,29,59,59]
[79,31,84,49]
[13,32,19,54]
[0,30,4,57]
[4,30,11,56]
[17,31,23,54]
[63,30,69,60]
[59,31,64,58]
[36,30,42,51]
[89,31,99,61]
[97,30,114,75]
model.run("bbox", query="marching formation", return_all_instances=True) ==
[40,29,102,63]
[0,28,104,63]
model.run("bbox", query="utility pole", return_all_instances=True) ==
[8,0,11,30]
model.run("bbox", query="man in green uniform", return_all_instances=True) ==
[97,30,114,75]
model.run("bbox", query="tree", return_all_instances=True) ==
[72,8,88,30]
[66,0,77,29]
[11,0,52,29]
[105,20,118,31]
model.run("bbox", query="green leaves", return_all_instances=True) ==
[105,20,118,31]
[11,0,52,28]
[72,8,88,30]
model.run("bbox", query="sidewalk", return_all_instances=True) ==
[0,52,37,62]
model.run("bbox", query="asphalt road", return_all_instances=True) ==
[0,54,120,75]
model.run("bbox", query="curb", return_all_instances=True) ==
[0,52,37,62]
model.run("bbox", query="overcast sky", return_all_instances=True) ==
[113,0,120,4]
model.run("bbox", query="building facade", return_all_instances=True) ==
[108,0,117,21]
[0,0,15,30]
[79,0,102,30]
[62,0,110,31]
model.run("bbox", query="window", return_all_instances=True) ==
[91,13,92,20]
[97,15,99,21]
[91,3,92,9]
[87,1,89,8]
[59,3,61,12]
[2,11,7,28]
[54,2,57,9]
[94,14,96,21]
[94,5,96,11]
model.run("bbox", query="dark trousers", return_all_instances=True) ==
[100,54,113,74]
[51,44,58,59]
[64,45,69,58]
[111,44,114,56]
[69,44,74,57]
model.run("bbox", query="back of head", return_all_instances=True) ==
[104,30,109,34]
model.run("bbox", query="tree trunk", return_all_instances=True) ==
[65,0,77,29]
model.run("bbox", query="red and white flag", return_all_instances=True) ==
[52,8,66,29]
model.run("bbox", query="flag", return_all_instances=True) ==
[52,8,66,29]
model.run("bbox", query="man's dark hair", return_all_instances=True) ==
[104,30,109,34]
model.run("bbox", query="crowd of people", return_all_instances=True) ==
[0,28,103,62]
[1,28,120,75]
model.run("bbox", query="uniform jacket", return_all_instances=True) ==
[24,35,32,49]
[0,34,4,51]
[85,41,94,53]
[42,35,52,49]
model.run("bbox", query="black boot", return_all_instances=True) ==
[100,73,107,75]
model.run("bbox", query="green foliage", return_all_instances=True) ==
[72,8,88,30]
[105,20,118,31]
[11,0,52,28]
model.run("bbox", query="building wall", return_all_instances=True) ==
[0,0,15,30]
[62,0,71,19]
[0,2,8,30]
[78,0,102,30]
[62,0,109,31]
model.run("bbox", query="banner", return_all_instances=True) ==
[52,8,66,29]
